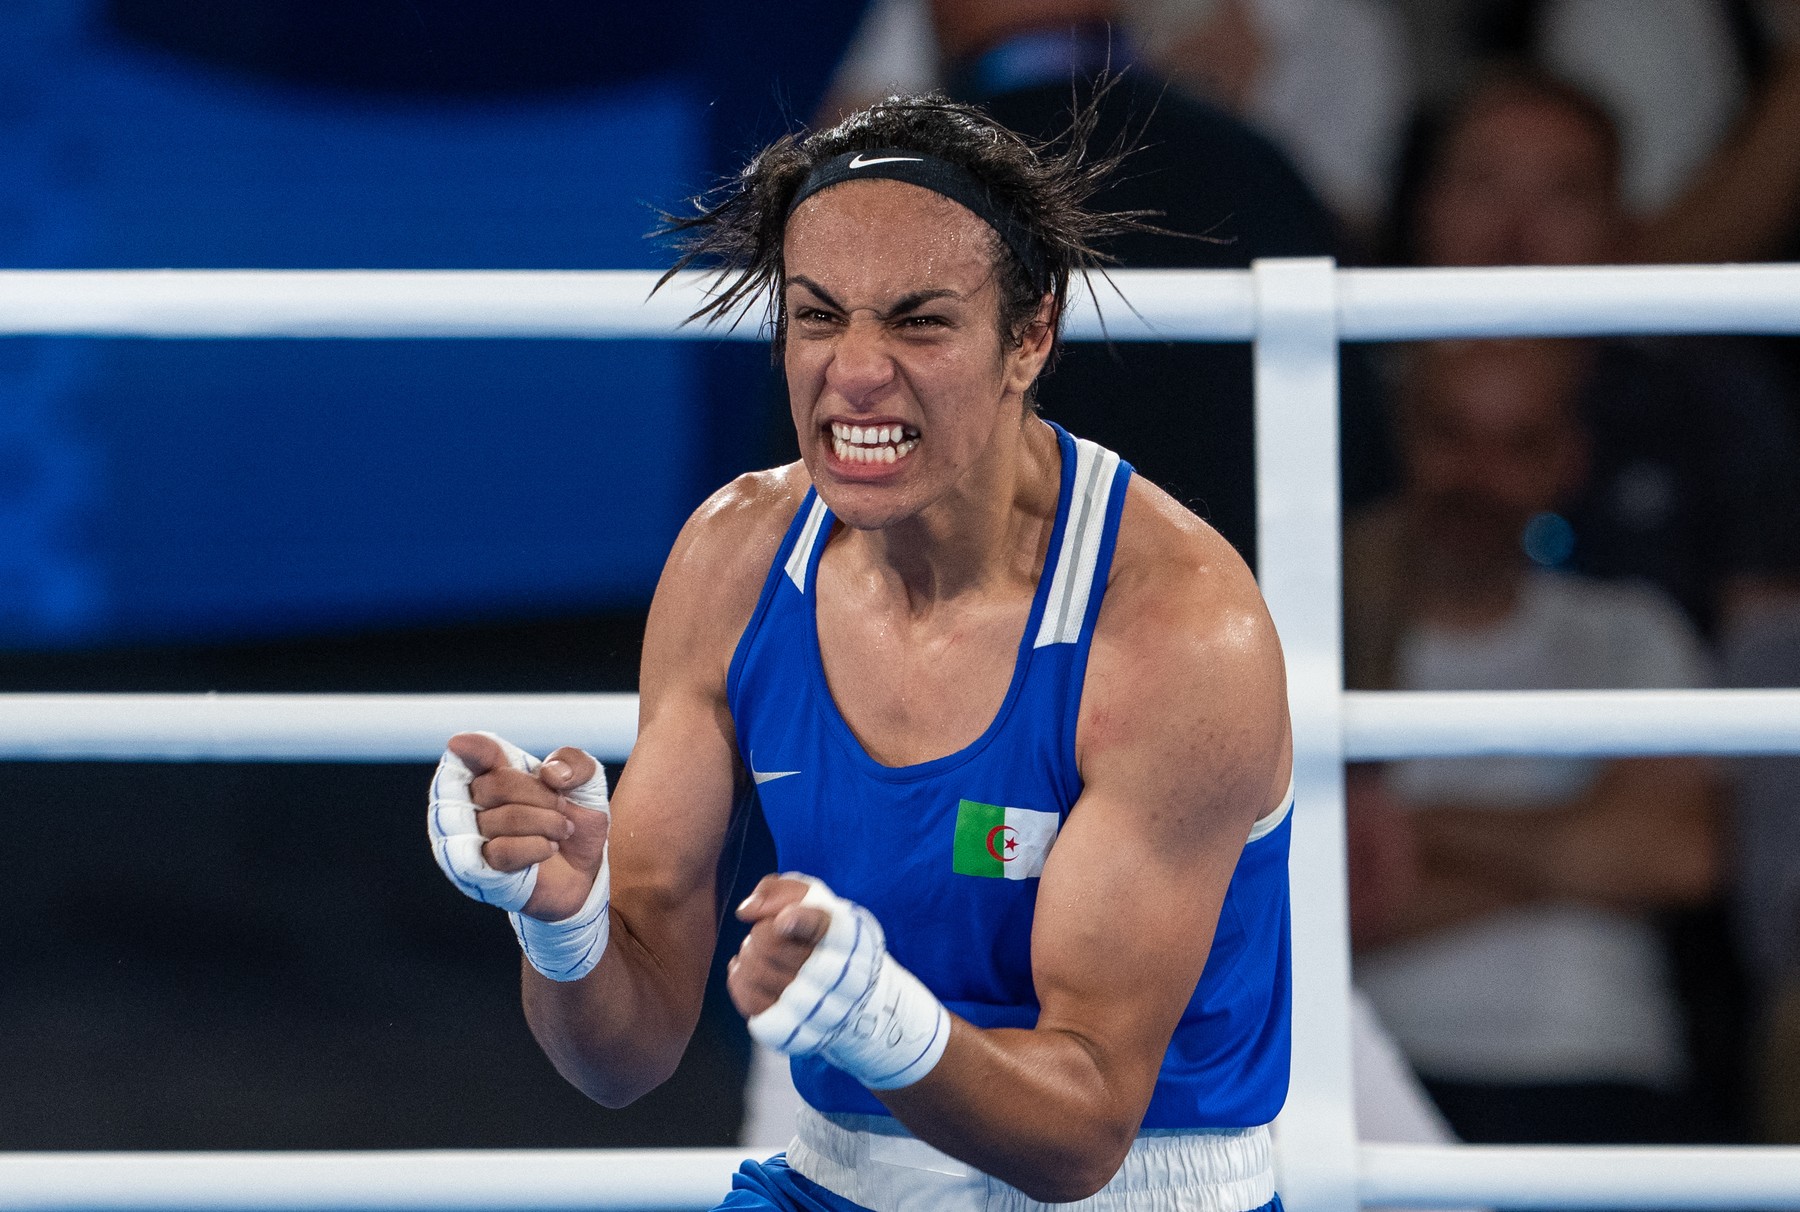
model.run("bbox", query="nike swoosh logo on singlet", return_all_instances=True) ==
[749,752,801,784]
[848,153,923,169]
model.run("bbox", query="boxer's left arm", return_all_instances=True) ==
[730,501,1291,1203]
[427,471,800,1110]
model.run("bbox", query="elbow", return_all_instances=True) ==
[1019,1159,1126,1204]
[1019,1171,1113,1206]
[537,1057,679,1109]
[545,1026,683,1109]
[520,987,683,1111]
[547,1045,678,1110]
[587,1078,657,1111]
[1010,1126,1135,1204]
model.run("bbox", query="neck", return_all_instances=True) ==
[852,415,1061,610]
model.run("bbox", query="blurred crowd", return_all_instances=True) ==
[812,0,1800,1151]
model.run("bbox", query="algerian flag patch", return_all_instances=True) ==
[952,799,1060,880]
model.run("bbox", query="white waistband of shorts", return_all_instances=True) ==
[786,1104,1274,1212]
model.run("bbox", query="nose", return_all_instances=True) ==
[824,312,895,403]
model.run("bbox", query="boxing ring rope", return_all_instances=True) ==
[3,688,1797,763]
[2,261,1800,1212]
[10,1142,1800,1212]
[4,262,1800,339]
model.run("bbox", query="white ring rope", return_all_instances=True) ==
[1357,1143,1800,1209]
[0,1149,749,1212]
[0,692,640,763]
[7,1142,1800,1211]
[0,689,1795,763]
[1,263,1797,341]
[1342,688,1800,759]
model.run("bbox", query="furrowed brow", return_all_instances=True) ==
[786,276,846,313]
[879,289,960,318]
[785,278,961,318]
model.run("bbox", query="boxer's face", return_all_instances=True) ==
[781,178,1052,531]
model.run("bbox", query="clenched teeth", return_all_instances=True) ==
[829,420,920,465]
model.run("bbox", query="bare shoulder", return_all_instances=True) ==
[1091,476,1282,689]
[643,462,812,692]
[1078,476,1291,822]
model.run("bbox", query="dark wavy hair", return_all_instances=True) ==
[655,84,1164,371]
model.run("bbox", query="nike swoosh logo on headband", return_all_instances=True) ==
[848,153,923,169]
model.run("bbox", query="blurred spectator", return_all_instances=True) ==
[1346,338,1724,1144]
[1402,65,1800,636]
[924,0,1396,568]
[1388,0,1755,213]
[1123,0,1414,245]
[827,0,1411,249]
[1382,2,1800,267]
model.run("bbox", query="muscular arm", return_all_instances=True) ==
[1357,756,1721,951]
[519,472,798,1107]
[885,499,1292,1200]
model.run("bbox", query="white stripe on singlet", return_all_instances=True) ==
[1034,438,1123,649]
[784,495,831,593]
[1247,779,1296,844]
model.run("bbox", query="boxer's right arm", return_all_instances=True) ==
[512,470,800,1107]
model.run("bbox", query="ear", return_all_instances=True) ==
[1003,292,1058,397]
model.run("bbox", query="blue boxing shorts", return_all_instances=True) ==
[714,1156,868,1212]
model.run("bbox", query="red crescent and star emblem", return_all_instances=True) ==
[986,824,1020,863]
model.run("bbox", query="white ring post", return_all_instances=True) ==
[1253,258,1355,1212]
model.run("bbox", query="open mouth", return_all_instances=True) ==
[829,421,920,465]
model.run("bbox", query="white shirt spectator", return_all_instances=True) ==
[1357,570,1710,1088]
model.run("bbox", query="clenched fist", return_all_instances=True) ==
[444,732,609,920]
[728,874,830,1019]
[429,731,614,981]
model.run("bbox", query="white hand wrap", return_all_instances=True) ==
[746,875,951,1091]
[427,732,612,983]
[429,733,543,912]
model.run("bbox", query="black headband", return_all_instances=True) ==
[787,148,1050,296]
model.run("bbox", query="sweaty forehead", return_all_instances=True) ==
[783,178,1001,298]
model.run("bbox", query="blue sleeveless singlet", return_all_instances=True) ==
[726,423,1292,1128]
